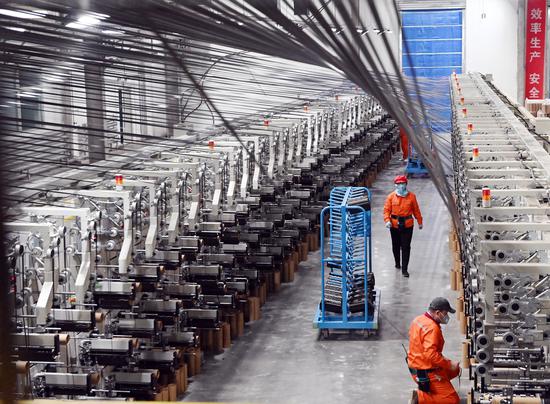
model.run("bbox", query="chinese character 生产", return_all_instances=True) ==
[530,37,542,49]
[530,50,541,62]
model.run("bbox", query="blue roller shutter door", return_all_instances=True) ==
[401,10,463,131]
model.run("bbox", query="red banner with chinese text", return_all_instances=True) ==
[525,0,546,100]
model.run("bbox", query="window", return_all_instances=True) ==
[18,70,43,130]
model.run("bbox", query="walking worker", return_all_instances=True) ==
[407,297,461,404]
[383,175,423,277]
[400,127,409,161]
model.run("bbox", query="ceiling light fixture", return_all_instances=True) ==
[44,76,64,82]
[77,15,100,25]
[0,9,45,19]
[6,26,27,32]
[101,29,124,35]
[66,12,107,29]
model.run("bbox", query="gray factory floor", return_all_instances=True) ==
[184,158,468,404]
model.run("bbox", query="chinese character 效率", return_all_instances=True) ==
[530,22,542,34]
[530,8,543,20]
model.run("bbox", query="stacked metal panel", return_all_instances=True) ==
[452,72,550,403]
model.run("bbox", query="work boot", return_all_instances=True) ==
[402,268,409,277]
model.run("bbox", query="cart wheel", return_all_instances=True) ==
[318,329,329,340]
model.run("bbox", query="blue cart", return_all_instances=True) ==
[405,143,429,176]
[314,187,380,336]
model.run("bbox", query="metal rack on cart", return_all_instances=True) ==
[314,187,380,337]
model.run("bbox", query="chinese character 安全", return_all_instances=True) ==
[529,73,541,85]
[529,87,541,98]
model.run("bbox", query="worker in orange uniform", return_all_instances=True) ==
[407,297,461,404]
[400,128,409,161]
[383,175,422,277]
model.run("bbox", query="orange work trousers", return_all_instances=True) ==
[414,368,460,404]
[400,128,409,159]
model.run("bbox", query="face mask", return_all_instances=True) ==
[396,184,408,196]
[439,313,450,324]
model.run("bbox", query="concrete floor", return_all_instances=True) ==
[184,158,468,403]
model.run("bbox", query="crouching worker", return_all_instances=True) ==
[407,297,461,404]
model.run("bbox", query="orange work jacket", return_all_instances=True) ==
[407,313,452,371]
[408,313,460,404]
[383,191,422,229]
[400,128,409,159]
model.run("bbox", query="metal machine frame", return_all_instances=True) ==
[5,91,395,400]
[452,72,550,402]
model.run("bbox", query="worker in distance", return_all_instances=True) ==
[383,175,423,277]
[407,297,461,404]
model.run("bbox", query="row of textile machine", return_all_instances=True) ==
[452,72,550,404]
[6,93,400,400]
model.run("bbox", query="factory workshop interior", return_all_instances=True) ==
[2,0,550,403]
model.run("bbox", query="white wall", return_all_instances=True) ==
[464,0,521,101]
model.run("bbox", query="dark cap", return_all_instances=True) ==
[429,297,456,314]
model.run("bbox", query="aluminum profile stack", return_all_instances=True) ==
[452,72,550,403]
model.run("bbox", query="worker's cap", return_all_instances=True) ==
[394,175,408,184]
[429,297,456,314]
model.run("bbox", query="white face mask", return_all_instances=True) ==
[396,183,408,196]
[439,313,450,324]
